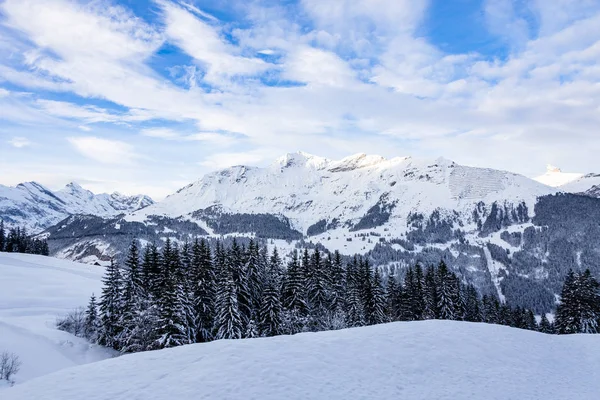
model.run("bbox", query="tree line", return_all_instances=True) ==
[0,220,49,255]
[63,238,574,354]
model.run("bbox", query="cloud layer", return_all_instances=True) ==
[1,0,599,198]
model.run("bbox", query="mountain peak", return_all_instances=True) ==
[275,151,330,169]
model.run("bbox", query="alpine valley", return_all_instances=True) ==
[2,152,600,314]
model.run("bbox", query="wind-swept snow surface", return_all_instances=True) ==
[4,320,600,400]
[0,253,114,384]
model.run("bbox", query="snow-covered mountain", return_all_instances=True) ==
[129,152,555,236]
[0,181,153,232]
[28,152,600,313]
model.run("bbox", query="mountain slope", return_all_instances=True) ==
[0,181,153,232]
[4,320,599,400]
[0,252,114,384]
[560,173,600,198]
[128,152,555,235]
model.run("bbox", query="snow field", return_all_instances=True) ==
[4,320,600,400]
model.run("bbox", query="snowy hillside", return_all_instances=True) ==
[0,253,114,384]
[561,173,600,197]
[129,152,555,236]
[0,181,153,232]
[4,320,600,400]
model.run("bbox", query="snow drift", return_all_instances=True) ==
[4,320,599,400]
[0,253,114,384]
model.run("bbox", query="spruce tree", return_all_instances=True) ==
[191,239,216,343]
[84,293,99,342]
[156,240,188,348]
[98,259,123,350]
[539,313,554,334]
[436,261,456,320]
[555,270,580,334]
[215,266,243,340]
[463,284,482,322]
[423,266,438,319]
[0,220,5,252]
[259,248,283,337]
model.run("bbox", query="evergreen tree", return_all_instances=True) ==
[155,240,188,348]
[98,259,123,350]
[366,269,387,325]
[579,270,600,334]
[215,265,243,340]
[386,275,399,321]
[555,270,580,334]
[423,266,439,319]
[463,284,482,322]
[0,220,5,252]
[84,293,99,342]
[437,261,456,320]
[191,239,216,343]
[259,248,283,337]
[539,313,554,334]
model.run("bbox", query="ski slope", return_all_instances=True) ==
[0,253,115,385]
[4,320,599,400]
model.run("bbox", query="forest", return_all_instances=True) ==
[57,238,600,354]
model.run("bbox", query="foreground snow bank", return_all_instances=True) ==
[0,253,115,384]
[4,320,599,400]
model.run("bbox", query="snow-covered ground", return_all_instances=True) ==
[4,320,600,400]
[0,253,115,385]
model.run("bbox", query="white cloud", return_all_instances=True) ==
[67,136,139,165]
[8,136,32,148]
[141,128,236,146]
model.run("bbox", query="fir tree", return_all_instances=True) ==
[555,270,580,334]
[191,239,216,343]
[423,266,438,319]
[539,313,554,334]
[98,259,123,350]
[84,293,99,342]
[436,261,456,320]
[0,220,5,252]
[215,266,243,340]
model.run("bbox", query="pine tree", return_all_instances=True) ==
[386,275,399,321]
[423,266,438,319]
[215,266,243,340]
[259,248,283,337]
[98,259,123,350]
[555,270,580,334]
[345,257,364,327]
[155,240,188,348]
[84,293,99,342]
[0,219,5,252]
[436,261,456,320]
[579,269,600,334]
[191,239,216,343]
[366,269,387,325]
[539,313,554,334]
[463,284,482,322]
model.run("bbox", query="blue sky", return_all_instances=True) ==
[1,0,599,199]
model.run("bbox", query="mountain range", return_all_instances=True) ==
[0,181,153,233]
[1,152,600,313]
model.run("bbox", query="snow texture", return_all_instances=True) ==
[3,320,600,400]
[0,253,115,385]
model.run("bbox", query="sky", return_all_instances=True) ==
[0,0,599,200]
